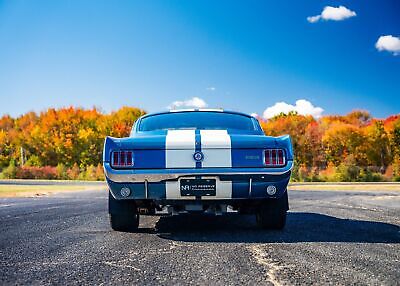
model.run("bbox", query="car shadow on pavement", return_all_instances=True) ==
[154,212,400,243]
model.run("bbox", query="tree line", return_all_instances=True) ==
[0,107,399,181]
[260,111,400,181]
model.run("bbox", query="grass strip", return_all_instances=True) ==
[0,184,105,197]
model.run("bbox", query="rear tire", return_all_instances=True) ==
[109,191,139,232]
[110,213,139,232]
[256,191,288,230]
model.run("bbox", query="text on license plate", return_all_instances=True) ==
[180,179,216,196]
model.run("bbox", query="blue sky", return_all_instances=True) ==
[0,0,399,119]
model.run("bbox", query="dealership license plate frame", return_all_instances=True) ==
[180,178,216,196]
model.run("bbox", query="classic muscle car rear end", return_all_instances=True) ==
[103,109,293,231]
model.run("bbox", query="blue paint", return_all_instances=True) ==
[250,176,290,199]
[231,148,264,168]
[195,129,202,169]
[231,180,250,198]
[133,149,165,169]
[106,178,145,199]
[147,182,166,199]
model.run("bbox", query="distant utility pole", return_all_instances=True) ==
[20,147,25,166]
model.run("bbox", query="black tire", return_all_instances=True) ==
[110,213,139,232]
[108,192,139,232]
[256,191,288,230]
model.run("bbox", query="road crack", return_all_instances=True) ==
[249,245,284,286]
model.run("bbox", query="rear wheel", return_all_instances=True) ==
[109,192,139,232]
[256,191,288,230]
[110,213,139,232]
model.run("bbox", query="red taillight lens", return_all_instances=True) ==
[111,151,134,168]
[264,149,285,167]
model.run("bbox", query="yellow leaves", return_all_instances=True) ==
[322,122,359,143]
[0,130,7,143]
[78,128,95,141]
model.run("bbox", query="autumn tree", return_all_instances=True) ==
[322,122,367,166]
[0,106,145,168]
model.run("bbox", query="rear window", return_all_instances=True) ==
[138,112,257,131]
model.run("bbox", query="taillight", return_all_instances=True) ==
[264,149,286,167]
[111,151,134,168]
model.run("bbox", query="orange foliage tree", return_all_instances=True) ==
[0,106,145,169]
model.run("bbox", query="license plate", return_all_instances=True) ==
[180,179,216,196]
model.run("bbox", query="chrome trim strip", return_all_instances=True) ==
[104,161,293,183]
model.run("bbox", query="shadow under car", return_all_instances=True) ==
[152,212,400,244]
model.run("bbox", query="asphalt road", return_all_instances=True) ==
[0,188,399,285]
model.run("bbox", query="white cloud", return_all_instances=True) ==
[206,86,216,91]
[307,6,356,23]
[168,97,208,110]
[250,113,259,118]
[307,15,322,23]
[262,99,324,119]
[375,35,400,55]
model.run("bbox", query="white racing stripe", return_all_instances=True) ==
[200,130,233,198]
[200,130,232,168]
[165,130,195,199]
[165,129,233,199]
[165,130,196,168]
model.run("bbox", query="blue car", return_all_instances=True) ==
[103,109,293,231]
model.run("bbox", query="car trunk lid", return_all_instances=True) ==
[104,130,291,169]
